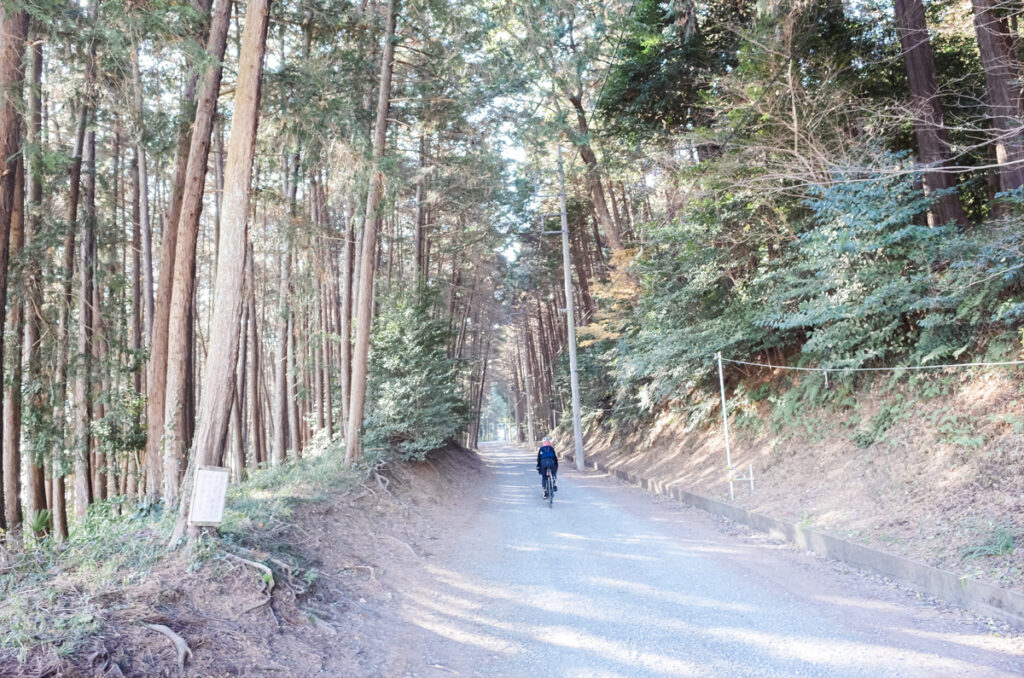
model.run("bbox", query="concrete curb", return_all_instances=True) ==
[565,451,1024,629]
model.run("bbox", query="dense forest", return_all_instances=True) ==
[0,0,1020,548]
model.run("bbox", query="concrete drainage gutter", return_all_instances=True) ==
[566,452,1024,629]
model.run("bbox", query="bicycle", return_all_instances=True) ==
[543,468,555,508]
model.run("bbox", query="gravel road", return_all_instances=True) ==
[390,443,1023,678]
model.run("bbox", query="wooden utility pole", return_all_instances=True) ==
[543,147,585,471]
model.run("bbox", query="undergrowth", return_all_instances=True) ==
[221,432,358,541]
[0,431,361,666]
[0,502,173,662]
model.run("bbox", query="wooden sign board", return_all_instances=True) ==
[188,466,230,526]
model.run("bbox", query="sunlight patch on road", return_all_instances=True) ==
[412,566,635,624]
[811,594,913,615]
[404,609,515,654]
[533,624,704,677]
[587,576,757,614]
[705,625,987,673]
[896,626,1019,652]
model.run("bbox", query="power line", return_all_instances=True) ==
[721,356,1024,373]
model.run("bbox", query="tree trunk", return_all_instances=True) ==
[0,4,29,533]
[510,345,523,441]
[272,235,291,464]
[132,149,143,395]
[345,0,399,462]
[570,218,595,321]
[24,34,46,533]
[566,94,623,251]
[3,160,24,531]
[970,0,1024,193]
[893,0,968,226]
[229,304,248,481]
[144,18,210,502]
[161,0,233,505]
[320,273,333,436]
[91,140,109,503]
[313,293,325,432]
[172,0,272,543]
[413,135,428,284]
[287,309,301,457]
[51,103,87,539]
[131,44,155,339]
[471,333,492,449]
[74,130,97,518]
[52,473,67,541]
[339,207,354,438]
[246,245,267,465]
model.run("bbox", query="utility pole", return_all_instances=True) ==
[552,146,585,471]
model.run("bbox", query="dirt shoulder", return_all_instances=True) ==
[559,370,1023,595]
[0,444,483,678]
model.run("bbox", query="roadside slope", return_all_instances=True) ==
[0,443,482,677]
[564,370,1023,594]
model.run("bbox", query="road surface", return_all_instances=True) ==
[387,443,1023,677]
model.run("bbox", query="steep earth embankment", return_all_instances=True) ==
[560,370,1023,594]
[0,444,482,678]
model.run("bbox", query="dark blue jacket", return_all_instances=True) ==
[537,445,558,473]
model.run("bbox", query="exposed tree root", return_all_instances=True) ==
[269,557,293,582]
[385,534,418,557]
[242,593,272,614]
[224,552,276,593]
[224,552,279,614]
[145,623,192,670]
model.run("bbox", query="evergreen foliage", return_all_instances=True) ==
[364,289,469,460]
[573,153,1024,419]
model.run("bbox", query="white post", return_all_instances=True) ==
[557,147,585,472]
[716,352,735,501]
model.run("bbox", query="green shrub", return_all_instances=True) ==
[363,287,469,460]
[600,152,1022,418]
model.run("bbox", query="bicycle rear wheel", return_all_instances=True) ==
[545,472,554,508]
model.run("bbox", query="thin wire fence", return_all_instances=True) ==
[715,352,1024,500]
[721,357,1024,373]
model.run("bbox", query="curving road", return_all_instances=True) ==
[389,443,1023,678]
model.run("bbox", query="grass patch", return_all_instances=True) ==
[962,523,1018,562]
[0,501,172,661]
[220,433,361,553]
[851,400,907,449]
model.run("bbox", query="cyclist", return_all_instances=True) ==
[536,439,558,499]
